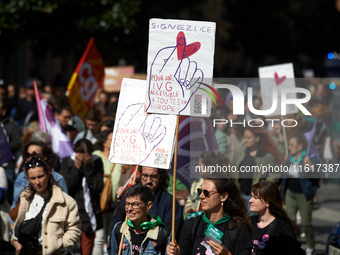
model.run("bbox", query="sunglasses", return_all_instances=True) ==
[25,152,42,160]
[24,157,45,170]
[197,188,219,197]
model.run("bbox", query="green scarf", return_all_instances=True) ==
[127,214,166,230]
[290,150,307,164]
[202,212,231,226]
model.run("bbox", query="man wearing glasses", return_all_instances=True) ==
[108,166,183,253]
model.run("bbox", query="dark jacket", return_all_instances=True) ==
[281,155,320,199]
[60,155,104,233]
[179,214,252,255]
[1,116,21,170]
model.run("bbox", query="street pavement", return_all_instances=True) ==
[302,179,340,255]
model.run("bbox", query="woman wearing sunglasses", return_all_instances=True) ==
[109,184,170,255]
[11,157,81,255]
[249,181,302,255]
[167,176,252,255]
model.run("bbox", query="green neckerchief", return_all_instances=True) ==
[290,150,307,164]
[127,214,166,230]
[202,212,231,226]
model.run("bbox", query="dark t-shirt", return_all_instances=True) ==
[249,215,300,255]
[129,227,147,255]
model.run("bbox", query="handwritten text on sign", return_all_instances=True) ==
[146,19,216,117]
[109,78,177,169]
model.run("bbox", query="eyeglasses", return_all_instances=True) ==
[24,157,45,170]
[197,188,219,198]
[25,152,42,160]
[124,202,145,209]
[141,173,160,181]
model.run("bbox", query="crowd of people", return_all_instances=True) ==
[0,76,337,255]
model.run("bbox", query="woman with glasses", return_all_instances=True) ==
[184,151,229,218]
[11,157,81,254]
[109,184,170,255]
[249,181,302,255]
[167,176,252,255]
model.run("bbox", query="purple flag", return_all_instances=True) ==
[304,118,320,161]
[34,82,74,160]
[0,126,14,165]
[225,81,246,105]
[169,116,218,189]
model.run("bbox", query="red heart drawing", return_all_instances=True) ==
[274,72,286,86]
[176,31,201,60]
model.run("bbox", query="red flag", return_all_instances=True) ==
[67,38,105,120]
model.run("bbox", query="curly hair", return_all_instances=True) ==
[23,141,58,170]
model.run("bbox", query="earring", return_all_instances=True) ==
[221,201,224,206]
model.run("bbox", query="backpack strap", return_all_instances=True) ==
[155,227,171,254]
[114,222,123,244]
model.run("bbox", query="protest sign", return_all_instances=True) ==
[103,66,135,92]
[109,78,177,169]
[258,63,298,116]
[145,19,216,117]
[67,38,105,121]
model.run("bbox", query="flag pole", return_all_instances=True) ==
[118,165,139,255]
[33,81,46,132]
[66,37,95,95]
[172,115,180,242]
[280,115,288,156]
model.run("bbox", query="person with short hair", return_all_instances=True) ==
[108,166,183,253]
[55,105,78,143]
[109,184,170,255]
[281,133,320,255]
[73,109,102,145]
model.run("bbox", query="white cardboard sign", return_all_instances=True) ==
[145,18,216,117]
[109,78,177,169]
[259,63,298,116]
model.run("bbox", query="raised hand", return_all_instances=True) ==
[147,31,204,115]
[111,103,167,164]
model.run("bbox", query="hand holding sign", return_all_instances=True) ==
[112,103,167,164]
[147,31,204,115]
